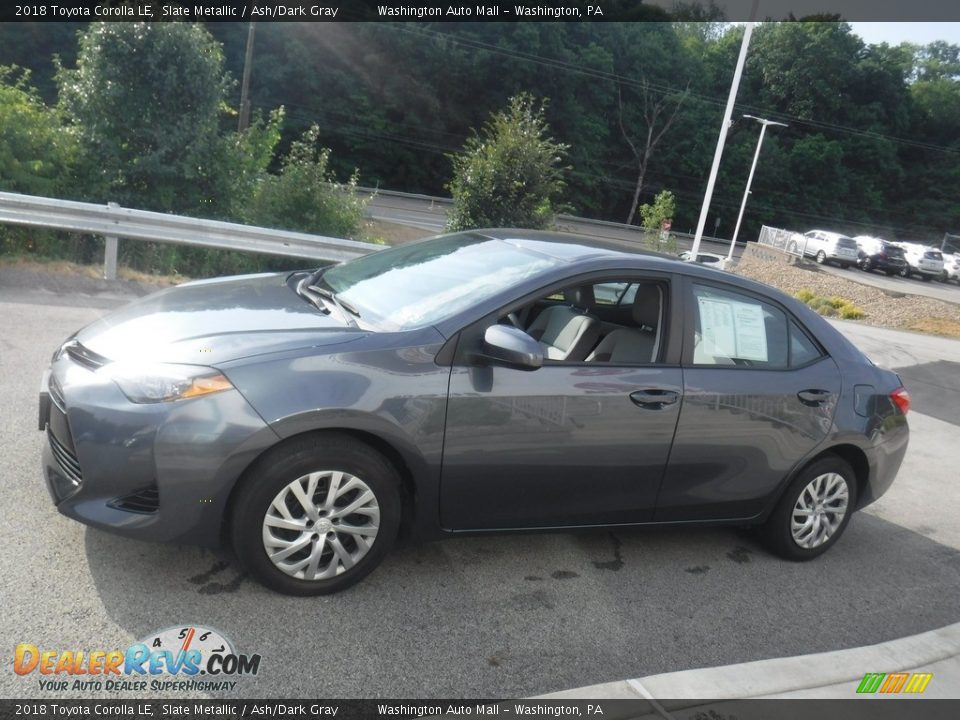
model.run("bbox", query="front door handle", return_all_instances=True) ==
[797,389,832,406]
[630,389,679,409]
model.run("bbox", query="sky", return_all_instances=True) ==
[847,23,960,47]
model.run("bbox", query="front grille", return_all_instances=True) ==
[109,486,160,514]
[47,428,82,487]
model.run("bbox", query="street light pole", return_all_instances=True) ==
[689,0,760,259]
[727,115,788,262]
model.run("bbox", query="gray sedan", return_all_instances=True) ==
[39,230,910,595]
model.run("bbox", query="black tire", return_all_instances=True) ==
[861,258,873,272]
[898,266,910,278]
[816,250,826,264]
[762,456,858,561]
[231,433,402,596]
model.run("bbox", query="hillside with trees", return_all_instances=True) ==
[1,20,958,258]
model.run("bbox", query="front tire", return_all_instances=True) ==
[816,250,826,264]
[231,433,402,596]
[762,456,857,561]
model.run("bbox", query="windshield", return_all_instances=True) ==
[321,232,565,331]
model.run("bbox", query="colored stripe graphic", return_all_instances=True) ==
[857,672,932,694]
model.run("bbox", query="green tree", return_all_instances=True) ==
[446,94,568,231]
[58,22,231,214]
[0,66,78,196]
[246,125,367,239]
[639,189,676,231]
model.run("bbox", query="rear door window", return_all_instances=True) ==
[689,284,789,368]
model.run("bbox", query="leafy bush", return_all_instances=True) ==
[795,289,866,320]
[446,93,569,231]
[245,125,367,239]
[639,190,677,232]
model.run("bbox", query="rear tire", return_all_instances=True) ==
[231,433,402,596]
[762,456,857,561]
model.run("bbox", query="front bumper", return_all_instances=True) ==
[40,354,280,546]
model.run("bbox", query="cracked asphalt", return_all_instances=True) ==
[1,276,959,700]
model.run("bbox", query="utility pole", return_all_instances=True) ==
[238,22,256,132]
[689,0,759,259]
[727,115,788,262]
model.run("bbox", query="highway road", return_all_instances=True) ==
[1,278,959,700]
[366,191,960,304]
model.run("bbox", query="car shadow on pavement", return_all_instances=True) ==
[83,513,960,698]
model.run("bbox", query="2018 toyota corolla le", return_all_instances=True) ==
[39,230,910,595]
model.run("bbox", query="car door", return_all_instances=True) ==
[440,273,684,530]
[655,278,841,522]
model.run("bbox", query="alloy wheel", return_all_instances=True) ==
[790,472,849,549]
[262,470,380,580]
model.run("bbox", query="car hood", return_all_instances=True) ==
[73,273,365,365]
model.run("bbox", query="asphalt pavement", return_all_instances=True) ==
[1,281,959,700]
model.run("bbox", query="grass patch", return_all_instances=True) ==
[0,255,187,285]
[795,289,866,320]
[907,317,960,338]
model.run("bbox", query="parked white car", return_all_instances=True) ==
[896,243,945,282]
[793,230,859,268]
[679,251,728,269]
[940,252,960,284]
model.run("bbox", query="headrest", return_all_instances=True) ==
[565,285,595,309]
[632,284,662,331]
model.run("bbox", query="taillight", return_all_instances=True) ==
[891,387,910,415]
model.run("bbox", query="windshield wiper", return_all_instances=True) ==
[307,284,361,326]
[296,277,359,328]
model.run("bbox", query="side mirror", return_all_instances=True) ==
[476,325,543,371]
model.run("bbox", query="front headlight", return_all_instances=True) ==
[99,363,234,404]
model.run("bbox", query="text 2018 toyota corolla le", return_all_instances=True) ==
[39,230,910,595]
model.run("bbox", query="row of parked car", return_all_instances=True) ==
[790,230,960,284]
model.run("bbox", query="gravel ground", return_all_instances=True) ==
[734,246,960,335]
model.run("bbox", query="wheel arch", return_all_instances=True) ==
[761,442,871,522]
[220,426,426,548]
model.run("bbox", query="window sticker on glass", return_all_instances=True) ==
[697,296,769,362]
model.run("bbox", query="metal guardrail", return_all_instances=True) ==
[0,191,381,279]
[359,185,743,255]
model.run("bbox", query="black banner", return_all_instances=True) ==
[2,0,960,23]
[3,700,960,720]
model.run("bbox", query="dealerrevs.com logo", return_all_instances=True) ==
[15,625,261,693]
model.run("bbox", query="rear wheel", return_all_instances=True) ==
[231,434,402,595]
[762,456,857,561]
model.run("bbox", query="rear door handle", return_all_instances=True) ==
[797,389,831,406]
[630,389,679,409]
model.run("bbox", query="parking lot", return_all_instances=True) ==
[2,284,959,700]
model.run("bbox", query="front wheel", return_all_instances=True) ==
[899,266,910,278]
[231,433,402,595]
[762,456,857,561]
[816,250,826,264]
